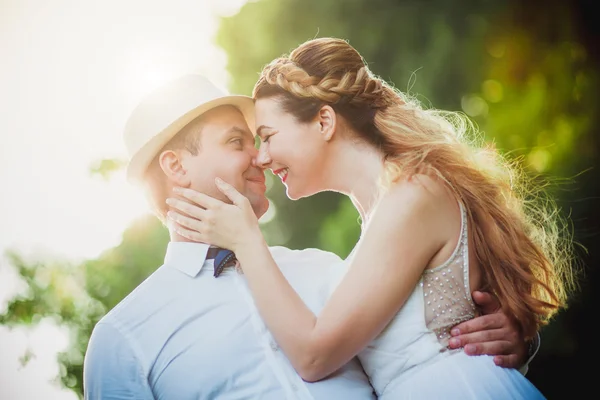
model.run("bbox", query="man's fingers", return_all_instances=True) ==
[451,313,504,335]
[448,330,506,349]
[464,340,513,356]
[493,354,521,369]
[215,178,246,207]
[471,290,500,314]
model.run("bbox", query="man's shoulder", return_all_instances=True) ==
[267,246,344,283]
[97,265,168,327]
[268,245,342,264]
[266,246,344,310]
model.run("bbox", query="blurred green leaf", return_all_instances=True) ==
[89,158,127,180]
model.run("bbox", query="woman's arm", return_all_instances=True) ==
[168,177,450,381]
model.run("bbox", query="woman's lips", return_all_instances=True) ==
[272,168,289,183]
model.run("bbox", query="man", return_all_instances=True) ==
[83,74,535,399]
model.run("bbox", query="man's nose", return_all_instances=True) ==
[254,143,272,168]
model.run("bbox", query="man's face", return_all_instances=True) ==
[181,105,269,218]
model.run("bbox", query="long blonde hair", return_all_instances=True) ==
[253,37,575,338]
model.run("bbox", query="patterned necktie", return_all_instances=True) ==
[206,247,237,278]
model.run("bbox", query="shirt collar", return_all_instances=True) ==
[164,241,211,277]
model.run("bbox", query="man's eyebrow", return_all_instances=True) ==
[226,126,253,137]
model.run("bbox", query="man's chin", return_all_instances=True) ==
[250,197,270,219]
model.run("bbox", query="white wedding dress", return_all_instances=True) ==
[328,203,546,399]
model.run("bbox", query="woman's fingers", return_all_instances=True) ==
[167,210,205,233]
[215,178,249,208]
[169,221,205,242]
[166,198,208,219]
[173,187,223,209]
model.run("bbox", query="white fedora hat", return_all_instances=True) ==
[123,74,255,184]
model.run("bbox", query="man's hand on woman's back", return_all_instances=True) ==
[447,291,529,369]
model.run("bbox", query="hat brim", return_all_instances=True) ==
[126,95,255,185]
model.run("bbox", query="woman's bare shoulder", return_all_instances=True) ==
[382,173,456,211]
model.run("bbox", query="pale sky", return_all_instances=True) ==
[0,0,249,398]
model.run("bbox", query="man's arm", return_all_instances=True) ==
[84,322,155,399]
[447,291,539,373]
[519,333,540,375]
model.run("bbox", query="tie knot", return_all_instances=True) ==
[206,247,237,278]
[206,247,228,260]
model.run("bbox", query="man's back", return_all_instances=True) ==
[84,243,375,399]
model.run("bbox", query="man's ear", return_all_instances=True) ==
[316,105,337,142]
[158,150,191,187]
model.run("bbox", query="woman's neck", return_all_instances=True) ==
[322,140,385,224]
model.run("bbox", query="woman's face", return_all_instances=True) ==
[254,97,330,200]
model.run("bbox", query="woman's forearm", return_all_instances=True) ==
[235,240,327,378]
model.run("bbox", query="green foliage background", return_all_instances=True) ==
[2,0,597,398]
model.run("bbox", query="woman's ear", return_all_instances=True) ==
[158,150,191,187]
[317,105,337,142]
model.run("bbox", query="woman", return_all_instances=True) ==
[167,38,573,398]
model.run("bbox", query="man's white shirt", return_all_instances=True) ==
[83,242,376,399]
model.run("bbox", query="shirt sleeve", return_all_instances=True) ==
[518,332,541,376]
[84,322,155,399]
